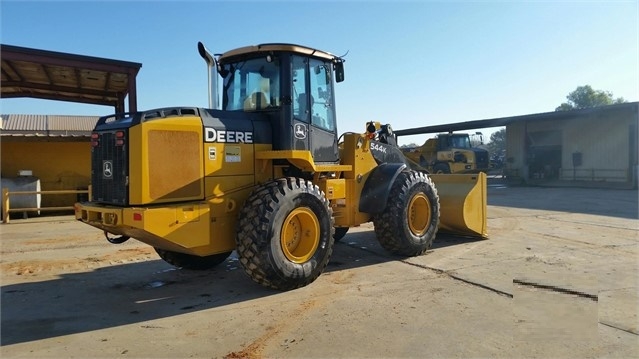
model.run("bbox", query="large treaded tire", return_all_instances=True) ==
[154,248,232,270]
[373,170,440,256]
[236,177,334,291]
[433,163,451,174]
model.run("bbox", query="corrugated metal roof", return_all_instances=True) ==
[0,114,99,136]
[1,114,47,131]
[48,115,100,131]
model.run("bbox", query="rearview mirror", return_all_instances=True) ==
[334,61,344,83]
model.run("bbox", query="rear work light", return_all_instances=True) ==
[91,133,99,147]
[115,131,125,146]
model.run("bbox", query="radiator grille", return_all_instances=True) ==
[91,132,128,205]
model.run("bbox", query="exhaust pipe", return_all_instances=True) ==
[197,41,220,110]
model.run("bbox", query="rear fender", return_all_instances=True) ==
[358,163,406,214]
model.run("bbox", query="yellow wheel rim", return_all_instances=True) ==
[408,193,431,236]
[281,207,320,263]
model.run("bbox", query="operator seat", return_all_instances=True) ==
[244,92,269,111]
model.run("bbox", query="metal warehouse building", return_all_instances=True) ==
[396,102,638,189]
[504,102,638,188]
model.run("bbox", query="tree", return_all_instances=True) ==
[556,85,626,111]
[487,128,506,158]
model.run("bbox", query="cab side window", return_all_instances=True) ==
[309,59,334,132]
[292,56,309,122]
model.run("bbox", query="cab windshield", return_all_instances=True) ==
[220,57,280,111]
[448,135,472,148]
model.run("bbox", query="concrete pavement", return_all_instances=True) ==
[1,183,637,358]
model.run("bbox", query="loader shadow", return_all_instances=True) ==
[430,232,487,250]
[334,228,484,254]
[1,228,476,346]
[1,231,399,346]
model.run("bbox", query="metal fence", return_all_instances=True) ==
[559,168,629,182]
[2,187,91,224]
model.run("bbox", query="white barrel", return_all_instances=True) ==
[1,176,42,216]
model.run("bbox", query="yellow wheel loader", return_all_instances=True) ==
[75,42,487,291]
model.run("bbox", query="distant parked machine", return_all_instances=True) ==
[401,132,490,174]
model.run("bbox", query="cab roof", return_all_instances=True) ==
[219,43,337,62]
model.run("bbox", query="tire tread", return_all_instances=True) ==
[373,171,440,256]
[236,177,334,290]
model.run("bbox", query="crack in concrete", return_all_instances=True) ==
[599,321,639,336]
[512,278,598,301]
[399,260,514,298]
[342,240,516,298]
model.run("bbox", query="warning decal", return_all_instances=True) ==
[225,146,241,163]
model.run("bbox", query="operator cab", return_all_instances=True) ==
[216,44,345,164]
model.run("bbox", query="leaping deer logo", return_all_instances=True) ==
[294,124,307,139]
[103,160,113,179]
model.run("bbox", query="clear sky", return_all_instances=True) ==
[1,0,637,145]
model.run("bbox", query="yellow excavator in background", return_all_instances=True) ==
[75,42,487,291]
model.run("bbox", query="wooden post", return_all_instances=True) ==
[2,188,10,224]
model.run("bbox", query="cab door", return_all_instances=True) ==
[291,56,338,163]
[291,56,311,153]
[308,59,338,163]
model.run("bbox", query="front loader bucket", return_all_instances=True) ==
[430,172,488,239]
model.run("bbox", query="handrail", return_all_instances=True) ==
[2,186,92,224]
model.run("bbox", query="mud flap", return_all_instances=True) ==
[430,172,488,239]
